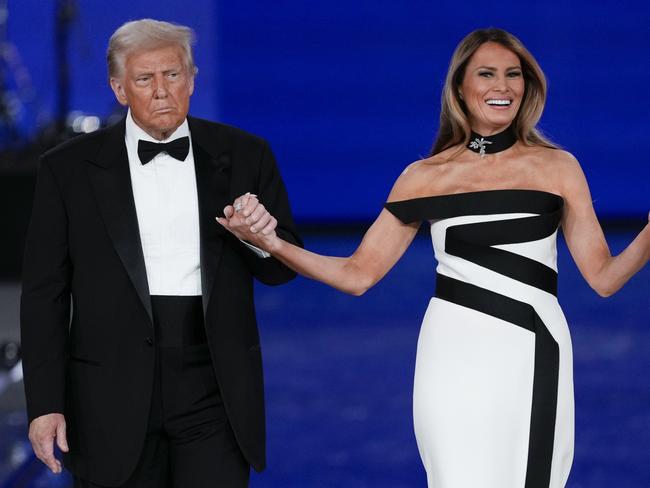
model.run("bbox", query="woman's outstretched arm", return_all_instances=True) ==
[559,152,650,297]
[217,168,422,296]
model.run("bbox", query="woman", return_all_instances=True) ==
[217,28,649,487]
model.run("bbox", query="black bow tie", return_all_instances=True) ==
[137,137,190,165]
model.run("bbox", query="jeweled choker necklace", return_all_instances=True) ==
[467,125,517,157]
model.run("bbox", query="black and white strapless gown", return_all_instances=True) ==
[385,190,573,488]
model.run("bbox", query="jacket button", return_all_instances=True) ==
[145,337,153,346]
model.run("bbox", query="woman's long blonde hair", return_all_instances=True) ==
[430,28,558,156]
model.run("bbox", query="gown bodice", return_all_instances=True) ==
[385,189,564,298]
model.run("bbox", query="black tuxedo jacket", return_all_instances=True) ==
[20,116,302,486]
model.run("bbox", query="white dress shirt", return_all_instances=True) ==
[125,111,270,296]
[125,111,202,295]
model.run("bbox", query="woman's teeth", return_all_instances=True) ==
[486,99,511,106]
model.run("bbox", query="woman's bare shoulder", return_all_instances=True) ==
[526,146,578,166]
[547,149,589,193]
[387,154,456,202]
[522,146,586,197]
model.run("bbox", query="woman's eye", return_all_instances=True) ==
[479,71,493,78]
[507,71,522,78]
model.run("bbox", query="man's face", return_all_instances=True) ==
[110,45,194,140]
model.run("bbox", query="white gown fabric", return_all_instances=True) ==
[385,190,574,488]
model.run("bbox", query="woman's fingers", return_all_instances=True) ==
[232,193,259,216]
[220,194,278,243]
[241,194,259,217]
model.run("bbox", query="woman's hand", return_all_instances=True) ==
[216,193,281,252]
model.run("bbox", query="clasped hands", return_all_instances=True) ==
[216,193,280,253]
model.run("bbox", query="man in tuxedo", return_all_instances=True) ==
[20,19,301,487]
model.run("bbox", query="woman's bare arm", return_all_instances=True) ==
[559,152,650,297]
[217,165,423,295]
[264,209,419,295]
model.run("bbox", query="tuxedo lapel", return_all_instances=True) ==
[85,119,153,324]
[189,117,232,316]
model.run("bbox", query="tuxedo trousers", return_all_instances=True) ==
[74,295,249,488]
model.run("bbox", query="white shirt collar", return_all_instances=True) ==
[125,109,190,151]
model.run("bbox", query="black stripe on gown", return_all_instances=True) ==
[385,190,564,488]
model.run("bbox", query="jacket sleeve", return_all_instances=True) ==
[20,157,71,423]
[240,141,303,285]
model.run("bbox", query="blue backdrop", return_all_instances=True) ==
[5,0,650,220]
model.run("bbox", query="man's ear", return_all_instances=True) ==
[109,77,129,106]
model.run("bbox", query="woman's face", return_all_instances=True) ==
[459,42,524,135]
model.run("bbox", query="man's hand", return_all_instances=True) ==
[28,413,69,474]
[216,193,280,252]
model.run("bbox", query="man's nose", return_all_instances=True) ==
[152,74,169,98]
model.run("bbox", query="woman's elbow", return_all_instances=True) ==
[594,287,615,298]
[590,279,618,298]
[348,286,368,297]
[585,263,620,298]
[342,275,375,297]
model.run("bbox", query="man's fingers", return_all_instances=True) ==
[56,421,69,452]
[38,436,53,461]
[44,456,62,474]
[38,438,61,473]
[250,212,271,233]
[224,193,278,240]
[261,217,278,235]
[28,414,67,474]
[246,204,267,225]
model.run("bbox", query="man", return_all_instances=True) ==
[21,19,301,487]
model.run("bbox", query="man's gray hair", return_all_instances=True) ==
[107,19,197,80]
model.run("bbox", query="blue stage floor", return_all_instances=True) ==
[1,229,648,487]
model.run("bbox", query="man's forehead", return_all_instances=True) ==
[126,46,185,70]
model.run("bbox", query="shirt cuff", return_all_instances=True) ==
[239,239,271,258]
